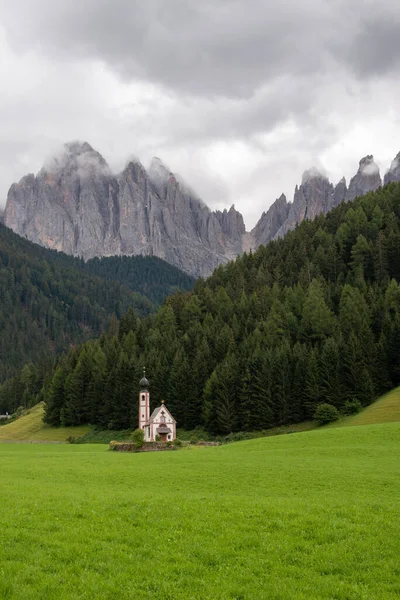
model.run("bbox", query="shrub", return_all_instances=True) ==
[342,399,363,416]
[131,428,145,449]
[314,403,340,425]
[174,438,183,447]
[13,406,25,419]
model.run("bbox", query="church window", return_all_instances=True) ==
[142,395,145,402]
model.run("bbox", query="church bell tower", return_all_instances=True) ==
[138,368,150,431]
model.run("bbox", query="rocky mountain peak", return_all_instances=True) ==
[64,140,94,155]
[333,177,347,206]
[120,158,149,189]
[384,151,400,185]
[301,167,328,184]
[276,192,288,206]
[251,193,290,247]
[216,204,246,238]
[346,155,381,201]
[149,157,172,184]
[41,140,110,178]
[359,155,378,172]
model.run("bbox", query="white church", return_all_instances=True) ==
[138,369,176,442]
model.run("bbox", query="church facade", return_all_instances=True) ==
[138,369,176,442]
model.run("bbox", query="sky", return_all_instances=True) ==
[1,0,400,229]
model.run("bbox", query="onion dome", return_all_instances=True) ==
[139,367,149,390]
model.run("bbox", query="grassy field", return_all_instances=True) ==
[0,403,90,442]
[334,386,400,428]
[0,423,399,599]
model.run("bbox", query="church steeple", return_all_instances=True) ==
[138,368,150,431]
[139,367,149,390]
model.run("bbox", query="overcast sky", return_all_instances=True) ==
[1,0,400,228]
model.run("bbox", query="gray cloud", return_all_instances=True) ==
[3,0,399,98]
[347,12,400,77]
[0,0,400,228]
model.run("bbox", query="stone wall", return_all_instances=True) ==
[109,441,178,452]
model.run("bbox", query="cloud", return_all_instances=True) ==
[2,0,400,98]
[0,0,400,229]
[360,161,380,176]
[0,0,333,97]
[345,7,400,78]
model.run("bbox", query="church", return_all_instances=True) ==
[138,369,176,442]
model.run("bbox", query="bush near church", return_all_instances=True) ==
[131,428,145,449]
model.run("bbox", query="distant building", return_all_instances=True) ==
[138,369,176,442]
[0,412,11,421]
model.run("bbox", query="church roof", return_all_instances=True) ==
[140,376,149,389]
[139,367,149,390]
[145,404,176,425]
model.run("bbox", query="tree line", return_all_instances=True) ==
[85,255,194,306]
[0,224,193,388]
[2,182,400,431]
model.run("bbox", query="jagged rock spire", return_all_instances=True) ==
[346,155,381,201]
[384,151,400,185]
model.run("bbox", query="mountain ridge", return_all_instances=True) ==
[5,142,400,276]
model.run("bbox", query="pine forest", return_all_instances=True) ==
[2,183,400,432]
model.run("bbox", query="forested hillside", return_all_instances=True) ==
[0,224,154,385]
[4,182,400,429]
[85,255,194,305]
[0,225,193,391]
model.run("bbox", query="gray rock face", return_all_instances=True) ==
[384,151,400,185]
[273,169,334,239]
[5,144,398,277]
[346,155,381,201]
[333,177,347,207]
[251,194,289,247]
[4,143,244,277]
[5,142,121,258]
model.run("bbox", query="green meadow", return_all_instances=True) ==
[0,403,90,442]
[335,386,400,428]
[1,423,399,600]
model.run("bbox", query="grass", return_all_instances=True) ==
[74,428,132,444]
[333,386,400,428]
[0,403,90,442]
[0,423,399,599]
